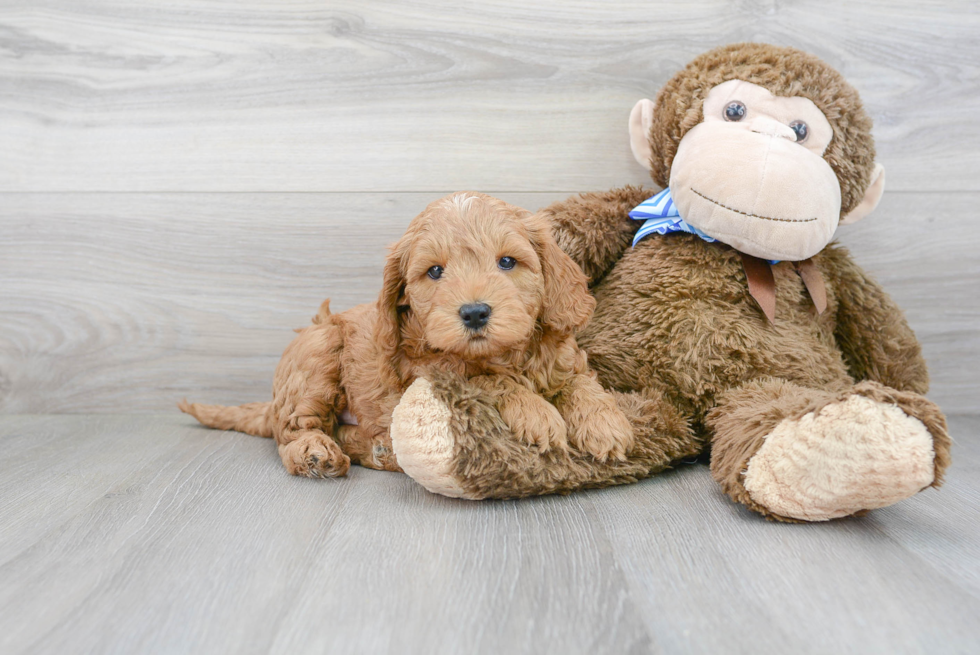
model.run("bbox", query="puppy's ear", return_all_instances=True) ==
[374,237,409,385]
[526,212,595,333]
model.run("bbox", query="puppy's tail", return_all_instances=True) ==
[179,399,274,439]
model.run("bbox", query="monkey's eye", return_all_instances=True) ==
[498,256,517,271]
[427,265,444,280]
[724,101,746,122]
[790,120,809,143]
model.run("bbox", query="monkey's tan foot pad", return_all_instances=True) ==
[743,395,937,521]
[390,378,477,499]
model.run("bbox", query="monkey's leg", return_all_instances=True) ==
[389,370,702,499]
[707,378,951,522]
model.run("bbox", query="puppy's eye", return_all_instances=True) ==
[724,101,746,122]
[498,257,517,271]
[790,120,809,143]
[427,265,444,280]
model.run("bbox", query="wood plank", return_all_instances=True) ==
[0,414,977,653]
[1,1,978,192]
[590,432,980,653]
[871,415,980,603]
[1,190,977,414]
[0,414,652,654]
[0,191,558,414]
[834,192,980,415]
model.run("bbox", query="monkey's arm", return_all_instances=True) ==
[539,185,654,284]
[822,244,930,394]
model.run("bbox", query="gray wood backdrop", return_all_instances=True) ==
[1,0,978,415]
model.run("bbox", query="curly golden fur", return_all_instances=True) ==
[181,192,633,477]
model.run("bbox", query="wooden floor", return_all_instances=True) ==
[3,2,980,653]
[0,414,978,654]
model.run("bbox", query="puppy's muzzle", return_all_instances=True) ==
[459,303,491,331]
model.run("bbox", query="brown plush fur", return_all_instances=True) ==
[181,192,634,477]
[419,369,702,499]
[422,224,951,512]
[406,44,950,520]
[647,42,876,218]
[707,378,950,522]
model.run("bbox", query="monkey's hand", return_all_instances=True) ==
[823,246,930,394]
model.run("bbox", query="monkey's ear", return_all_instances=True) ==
[629,99,656,171]
[840,163,886,225]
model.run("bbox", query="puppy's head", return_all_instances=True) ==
[375,192,594,369]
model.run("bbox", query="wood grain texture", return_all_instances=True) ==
[833,192,980,415]
[2,5,977,653]
[0,191,556,413]
[2,191,977,414]
[0,413,977,654]
[1,0,978,192]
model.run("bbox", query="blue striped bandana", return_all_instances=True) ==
[628,188,821,324]
[630,188,779,265]
[630,187,715,247]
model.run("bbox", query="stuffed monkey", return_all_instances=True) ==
[389,43,952,522]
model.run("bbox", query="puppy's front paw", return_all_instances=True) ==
[567,400,634,462]
[278,431,351,478]
[499,393,568,454]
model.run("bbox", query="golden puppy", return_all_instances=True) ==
[181,192,633,478]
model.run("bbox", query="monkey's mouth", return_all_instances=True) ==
[691,188,817,224]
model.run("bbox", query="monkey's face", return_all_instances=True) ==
[669,80,840,261]
[629,46,886,263]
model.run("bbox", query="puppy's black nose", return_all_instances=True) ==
[459,303,491,331]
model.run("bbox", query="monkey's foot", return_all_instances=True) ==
[743,394,939,521]
[390,378,475,499]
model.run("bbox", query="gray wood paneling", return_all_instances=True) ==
[0,413,977,654]
[2,3,977,653]
[2,191,977,414]
[1,1,977,413]
[0,192,556,413]
[834,192,980,415]
[1,0,978,193]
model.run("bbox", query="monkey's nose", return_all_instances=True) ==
[459,303,491,331]
[747,116,797,141]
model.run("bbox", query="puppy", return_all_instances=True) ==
[181,192,634,478]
